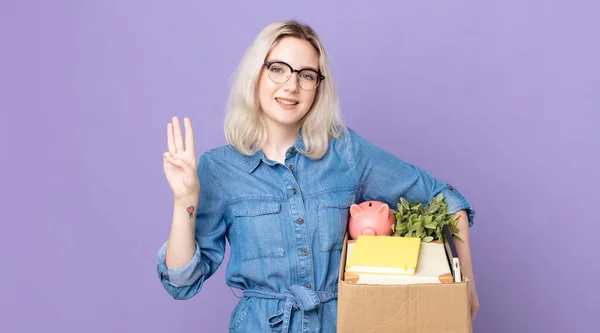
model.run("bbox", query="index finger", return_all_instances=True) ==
[184,117,195,154]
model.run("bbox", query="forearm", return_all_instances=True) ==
[165,196,199,269]
[453,210,475,281]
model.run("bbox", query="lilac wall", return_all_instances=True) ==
[2,1,598,332]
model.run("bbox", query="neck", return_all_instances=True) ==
[262,120,300,164]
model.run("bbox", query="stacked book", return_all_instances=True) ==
[344,225,461,285]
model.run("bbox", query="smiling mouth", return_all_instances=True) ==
[275,98,299,106]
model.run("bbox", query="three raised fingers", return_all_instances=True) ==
[167,116,194,155]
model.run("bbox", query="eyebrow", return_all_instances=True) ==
[268,59,320,72]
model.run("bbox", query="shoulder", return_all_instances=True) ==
[198,144,254,173]
[323,127,365,167]
[199,144,238,164]
[330,126,376,154]
[331,126,368,145]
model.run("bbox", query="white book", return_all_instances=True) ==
[344,240,454,285]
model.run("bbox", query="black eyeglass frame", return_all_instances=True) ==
[263,61,325,90]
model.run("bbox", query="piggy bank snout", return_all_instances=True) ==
[360,227,377,236]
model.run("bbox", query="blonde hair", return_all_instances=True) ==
[223,20,347,159]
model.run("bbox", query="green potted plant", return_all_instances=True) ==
[391,193,461,242]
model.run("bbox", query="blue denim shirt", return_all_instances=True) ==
[156,128,474,333]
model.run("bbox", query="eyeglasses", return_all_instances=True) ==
[263,61,325,91]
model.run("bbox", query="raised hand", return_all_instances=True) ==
[163,116,200,199]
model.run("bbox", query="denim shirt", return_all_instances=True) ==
[156,128,474,333]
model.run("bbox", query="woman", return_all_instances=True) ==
[157,20,479,332]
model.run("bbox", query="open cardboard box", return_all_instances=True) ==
[337,233,472,333]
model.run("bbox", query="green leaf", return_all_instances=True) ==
[401,198,410,210]
[424,223,436,229]
[422,236,434,243]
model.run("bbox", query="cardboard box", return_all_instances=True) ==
[337,233,472,333]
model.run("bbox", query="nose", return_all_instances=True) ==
[283,72,299,92]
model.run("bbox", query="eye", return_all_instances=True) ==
[270,64,286,74]
[300,72,316,80]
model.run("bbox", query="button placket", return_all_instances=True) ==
[283,146,315,292]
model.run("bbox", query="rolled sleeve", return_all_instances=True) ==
[156,240,204,288]
[435,183,475,227]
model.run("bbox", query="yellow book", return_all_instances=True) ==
[345,235,421,275]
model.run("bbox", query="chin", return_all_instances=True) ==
[273,116,304,128]
[271,107,308,123]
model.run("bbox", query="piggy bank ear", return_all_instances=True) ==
[350,204,363,217]
[376,203,390,217]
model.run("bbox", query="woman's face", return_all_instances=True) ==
[258,36,321,132]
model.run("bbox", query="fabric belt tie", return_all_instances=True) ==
[242,285,337,333]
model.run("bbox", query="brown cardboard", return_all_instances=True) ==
[337,233,472,333]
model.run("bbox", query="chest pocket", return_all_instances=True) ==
[230,200,285,261]
[316,190,356,252]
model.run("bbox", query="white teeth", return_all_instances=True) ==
[276,98,298,105]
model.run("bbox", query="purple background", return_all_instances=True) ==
[2,0,598,332]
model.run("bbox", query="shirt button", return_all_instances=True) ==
[288,147,296,154]
[305,283,311,289]
[448,185,454,190]
[288,164,295,171]
[298,218,304,225]
[302,248,308,255]
[291,188,297,195]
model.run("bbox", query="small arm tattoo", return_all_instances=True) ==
[186,206,195,218]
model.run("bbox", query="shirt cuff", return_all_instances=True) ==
[156,240,204,287]
[438,184,475,227]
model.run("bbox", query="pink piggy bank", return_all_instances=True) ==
[348,201,396,240]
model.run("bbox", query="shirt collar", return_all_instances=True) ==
[242,131,305,173]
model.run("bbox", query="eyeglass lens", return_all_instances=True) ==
[266,62,321,90]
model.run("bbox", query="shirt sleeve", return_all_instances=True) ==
[346,128,475,227]
[156,152,227,299]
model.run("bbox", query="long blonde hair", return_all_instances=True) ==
[223,20,346,159]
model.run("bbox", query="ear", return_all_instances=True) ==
[350,204,363,217]
[377,203,390,217]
